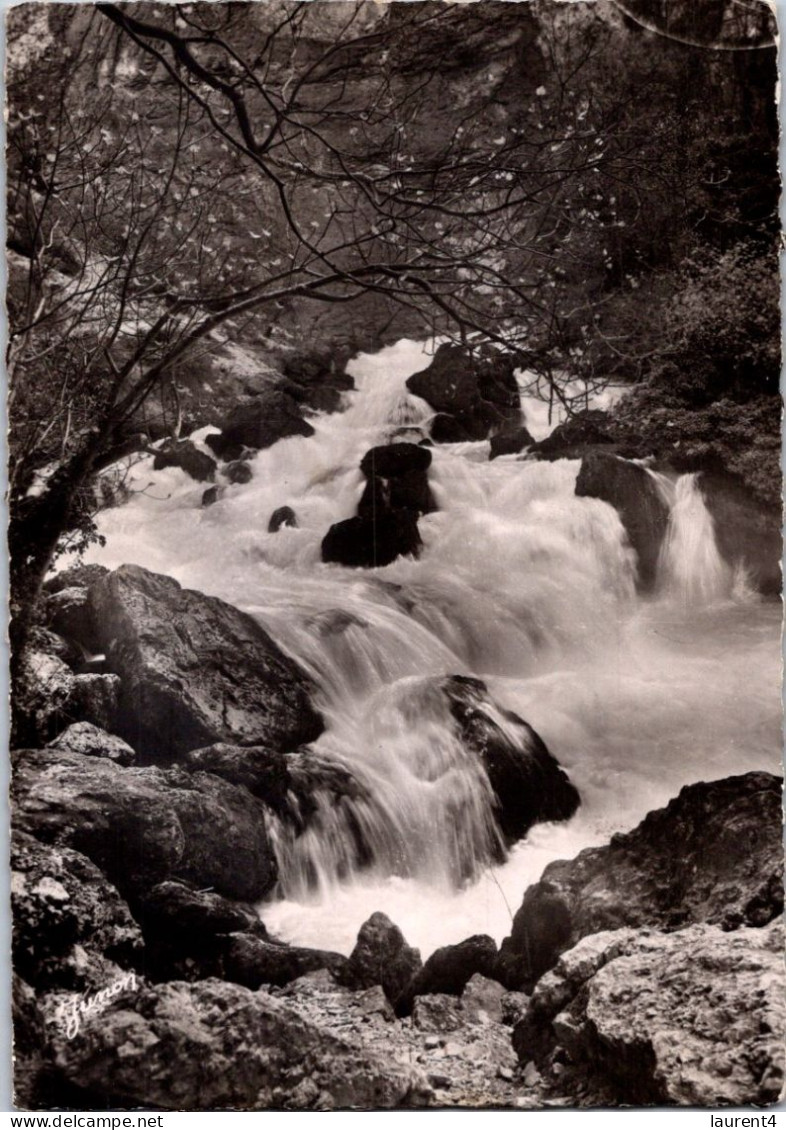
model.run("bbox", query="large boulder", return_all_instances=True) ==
[575,451,670,591]
[398,935,498,1015]
[339,913,423,1008]
[406,343,521,442]
[13,749,278,902]
[152,439,217,482]
[498,772,783,991]
[11,831,144,992]
[205,391,315,461]
[86,565,322,760]
[489,425,535,460]
[513,921,785,1107]
[357,443,436,520]
[41,977,426,1110]
[697,469,782,596]
[321,511,422,569]
[530,409,617,461]
[184,743,367,838]
[217,934,348,990]
[442,676,580,846]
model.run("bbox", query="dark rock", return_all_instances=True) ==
[13,749,278,901]
[697,469,782,596]
[12,975,48,1110]
[513,921,785,1107]
[498,772,783,991]
[398,935,498,1014]
[205,391,314,460]
[358,443,436,520]
[136,880,263,941]
[152,439,217,483]
[359,444,432,478]
[185,742,289,805]
[47,722,136,766]
[530,409,615,459]
[489,426,535,460]
[339,912,423,1007]
[86,565,322,760]
[406,343,521,442]
[201,485,223,507]
[218,933,348,990]
[269,505,298,532]
[225,460,253,485]
[442,676,580,846]
[321,511,422,569]
[42,977,425,1110]
[183,743,365,840]
[133,880,265,981]
[11,831,143,991]
[431,414,471,443]
[575,451,670,590]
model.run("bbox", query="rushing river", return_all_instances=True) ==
[85,340,783,957]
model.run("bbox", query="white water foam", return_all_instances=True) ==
[83,340,782,957]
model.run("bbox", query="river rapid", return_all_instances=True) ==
[84,339,782,958]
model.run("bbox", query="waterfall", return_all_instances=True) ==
[84,340,782,955]
[657,472,738,604]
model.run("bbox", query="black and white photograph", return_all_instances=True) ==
[6,0,783,1112]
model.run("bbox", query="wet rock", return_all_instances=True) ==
[11,831,143,992]
[340,912,423,1007]
[406,343,521,441]
[412,994,464,1034]
[13,749,278,902]
[201,485,223,507]
[489,425,535,460]
[531,409,616,460]
[321,511,422,569]
[431,414,472,442]
[399,935,498,1014]
[499,772,783,991]
[513,921,785,1107]
[87,565,322,760]
[43,977,424,1110]
[184,742,365,840]
[152,438,217,482]
[218,933,349,990]
[185,742,289,804]
[575,450,670,591]
[442,676,580,845]
[358,442,436,520]
[47,722,136,767]
[269,505,298,531]
[224,459,253,485]
[205,391,314,460]
[359,442,433,479]
[697,469,782,596]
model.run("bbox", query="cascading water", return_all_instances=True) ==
[656,472,742,604]
[84,339,782,956]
